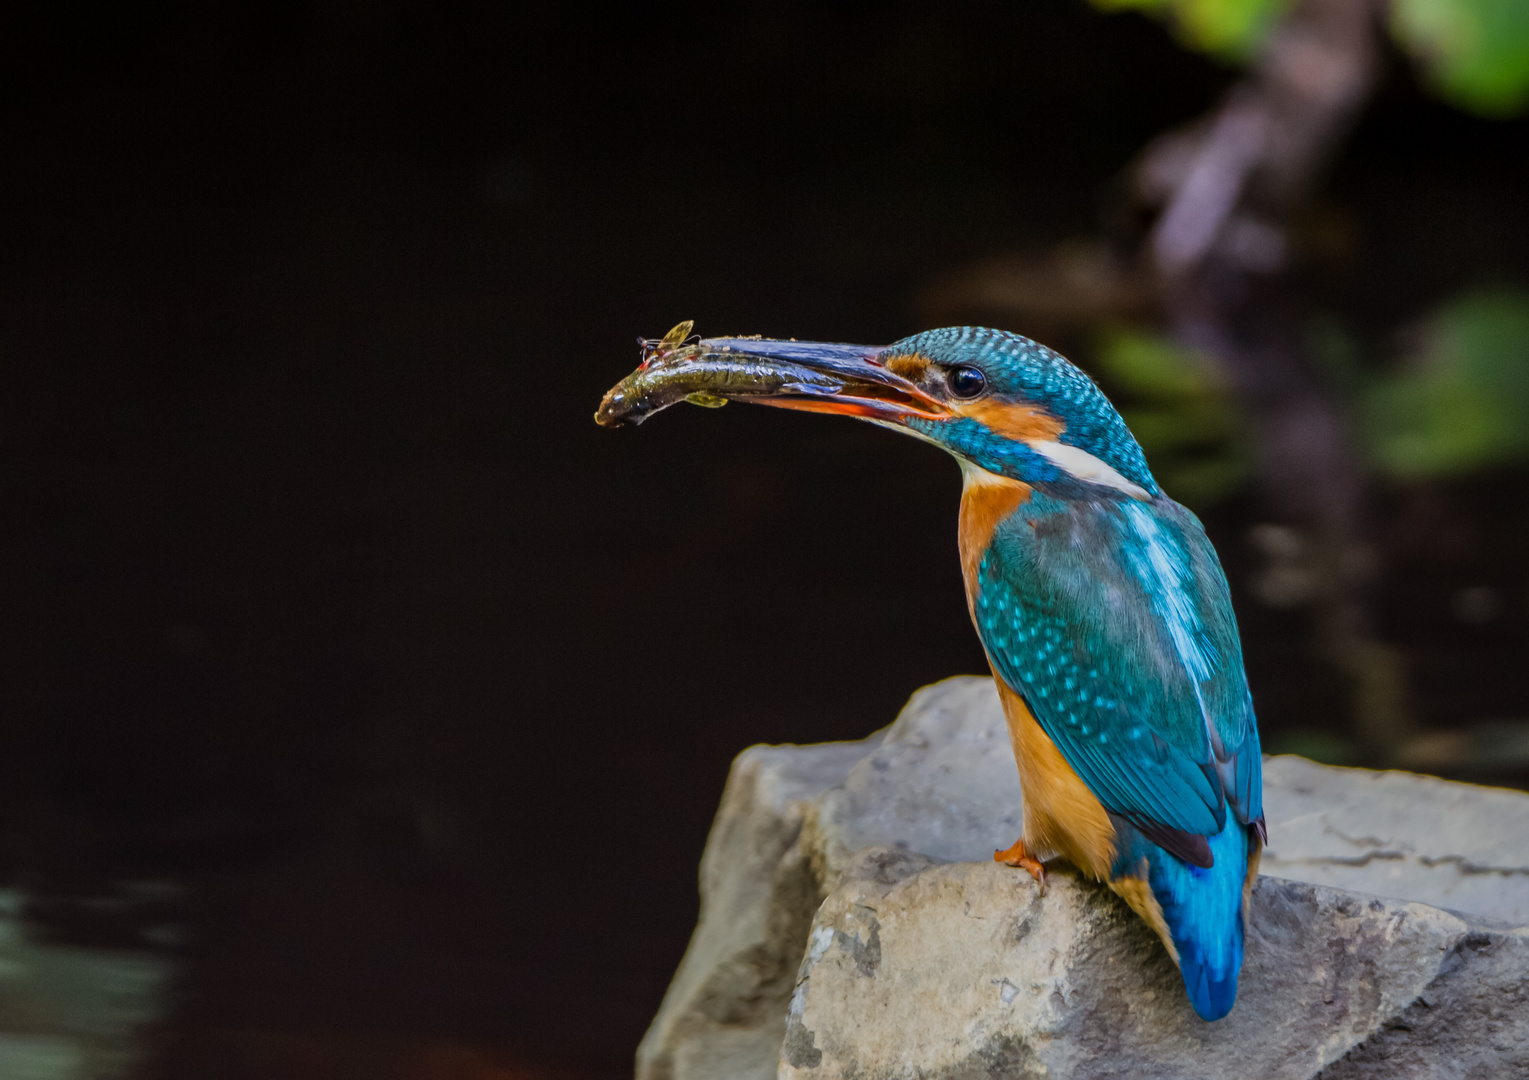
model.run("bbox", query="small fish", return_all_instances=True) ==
[595,329,854,428]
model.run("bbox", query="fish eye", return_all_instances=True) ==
[947,365,986,399]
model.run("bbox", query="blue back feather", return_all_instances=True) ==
[976,492,1262,836]
[1113,816,1253,1021]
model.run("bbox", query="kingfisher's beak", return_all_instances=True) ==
[698,338,949,422]
[596,332,955,428]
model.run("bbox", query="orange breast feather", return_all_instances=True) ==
[958,468,1116,880]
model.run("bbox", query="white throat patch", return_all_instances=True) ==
[1026,440,1152,500]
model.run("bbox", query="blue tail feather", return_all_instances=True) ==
[1114,814,1254,1021]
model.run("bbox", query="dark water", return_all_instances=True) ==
[1,3,1526,1076]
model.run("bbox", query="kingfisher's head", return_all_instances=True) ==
[618,326,1159,501]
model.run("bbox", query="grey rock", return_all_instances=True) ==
[787,851,1528,1080]
[1261,754,1529,926]
[808,676,1024,876]
[636,737,879,1080]
[637,676,1529,1080]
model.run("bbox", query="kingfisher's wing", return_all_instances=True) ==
[975,494,1262,866]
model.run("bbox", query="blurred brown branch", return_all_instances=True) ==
[1137,0,1411,750]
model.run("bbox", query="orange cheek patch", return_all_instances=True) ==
[883,352,932,382]
[961,400,1065,443]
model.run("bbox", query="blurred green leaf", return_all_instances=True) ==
[1391,0,1529,117]
[1089,0,1529,116]
[1090,0,1289,59]
[1121,401,1236,446]
[1092,327,1252,506]
[1095,327,1222,397]
[1363,288,1529,476]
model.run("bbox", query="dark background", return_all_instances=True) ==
[2,2,1526,1077]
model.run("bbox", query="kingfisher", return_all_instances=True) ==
[597,324,1265,1021]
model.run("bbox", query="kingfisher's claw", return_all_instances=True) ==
[995,838,1046,890]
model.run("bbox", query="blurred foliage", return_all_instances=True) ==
[1361,288,1529,477]
[1089,0,1529,116]
[1090,289,1529,499]
[1392,0,1529,116]
[1088,0,1288,59]
[1090,327,1252,506]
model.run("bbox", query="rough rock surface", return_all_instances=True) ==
[787,851,1527,1080]
[1260,755,1529,926]
[636,677,1529,1080]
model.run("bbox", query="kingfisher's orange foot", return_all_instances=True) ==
[994,838,1046,888]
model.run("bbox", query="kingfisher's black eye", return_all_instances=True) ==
[947,365,986,398]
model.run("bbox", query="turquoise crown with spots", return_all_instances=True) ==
[890,326,1160,496]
